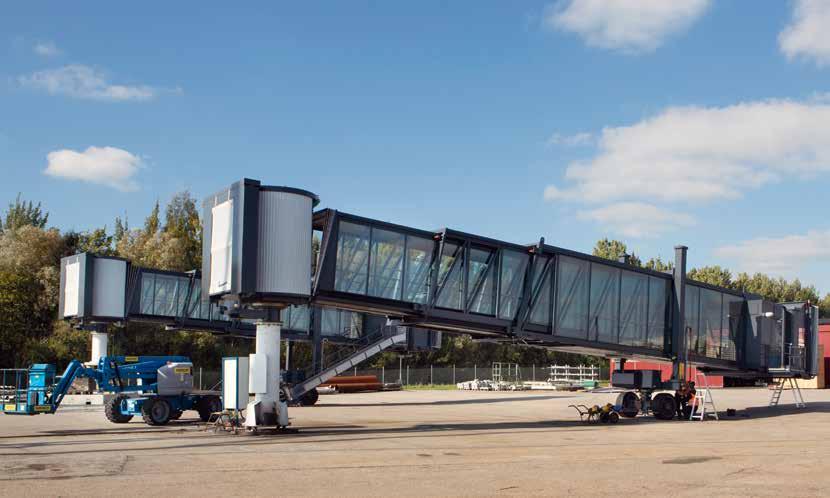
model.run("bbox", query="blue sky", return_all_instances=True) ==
[2,1,830,290]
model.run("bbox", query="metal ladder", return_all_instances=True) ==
[769,378,806,408]
[689,372,718,421]
[289,330,407,401]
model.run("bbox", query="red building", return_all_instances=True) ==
[610,359,724,388]
[612,320,830,388]
[819,319,830,387]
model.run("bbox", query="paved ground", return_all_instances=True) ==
[1,387,829,497]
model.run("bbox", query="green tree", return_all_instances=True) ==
[643,257,673,272]
[687,265,732,288]
[2,194,49,233]
[592,238,641,266]
[820,294,830,318]
[0,270,54,367]
[163,191,202,271]
[63,227,115,256]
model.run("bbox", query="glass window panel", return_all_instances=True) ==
[723,295,743,361]
[700,288,723,358]
[288,305,310,333]
[647,277,669,350]
[529,265,552,327]
[321,308,340,336]
[403,236,433,304]
[335,221,370,294]
[589,264,620,343]
[468,247,496,315]
[175,278,189,317]
[436,242,464,310]
[555,256,590,339]
[154,275,179,317]
[140,273,155,314]
[619,271,648,347]
[368,229,405,299]
[499,250,529,320]
[188,284,202,319]
[344,312,363,339]
[685,285,701,354]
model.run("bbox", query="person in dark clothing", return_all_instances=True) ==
[675,381,697,420]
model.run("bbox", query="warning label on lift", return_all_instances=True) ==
[4,404,16,411]
[34,405,51,412]
[174,367,191,374]
[124,356,139,363]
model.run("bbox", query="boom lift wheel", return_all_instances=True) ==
[142,397,172,426]
[104,395,133,424]
[197,395,222,422]
[652,393,676,420]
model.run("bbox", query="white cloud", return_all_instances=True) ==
[19,65,177,102]
[544,0,711,54]
[544,98,830,236]
[779,0,830,66]
[715,229,830,277]
[547,131,594,147]
[33,41,61,57]
[578,202,695,238]
[44,146,143,191]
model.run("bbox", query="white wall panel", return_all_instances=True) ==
[209,200,234,295]
[256,191,312,296]
[92,258,127,318]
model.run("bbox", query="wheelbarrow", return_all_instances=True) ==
[569,403,620,424]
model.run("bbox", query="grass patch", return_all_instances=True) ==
[404,384,458,391]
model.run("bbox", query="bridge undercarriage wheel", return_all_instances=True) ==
[197,396,222,422]
[141,398,172,426]
[300,388,319,406]
[652,393,677,420]
[104,395,133,424]
[616,391,642,418]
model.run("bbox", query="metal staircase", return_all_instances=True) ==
[689,372,718,421]
[289,328,407,401]
[769,378,806,408]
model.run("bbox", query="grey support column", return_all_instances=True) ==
[311,315,323,373]
[671,245,688,385]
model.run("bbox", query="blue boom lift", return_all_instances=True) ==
[1,356,222,426]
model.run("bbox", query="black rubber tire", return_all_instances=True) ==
[617,391,641,418]
[104,395,133,424]
[170,410,183,420]
[652,393,677,421]
[300,388,319,406]
[197,395,222,422]
[609,412,620,424]
[141,397,172,426]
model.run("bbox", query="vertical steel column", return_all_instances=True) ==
[311,312,323,373]
[671,245,688,386]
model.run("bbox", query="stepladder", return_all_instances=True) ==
[689,372,718,421]
[769,378,806,408]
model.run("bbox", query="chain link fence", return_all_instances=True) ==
[196,364,610,389]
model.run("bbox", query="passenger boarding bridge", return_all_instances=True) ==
[59,178,819,418]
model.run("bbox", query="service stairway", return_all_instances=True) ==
[290,328,408,401]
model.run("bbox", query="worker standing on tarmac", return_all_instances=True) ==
[675,381,696,420]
